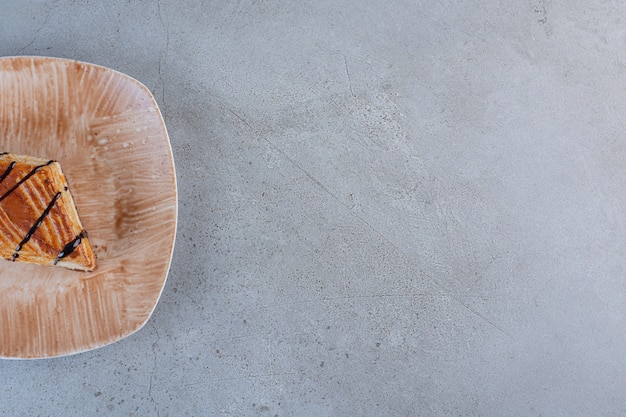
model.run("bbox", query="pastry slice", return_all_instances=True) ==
[0,152,96,271]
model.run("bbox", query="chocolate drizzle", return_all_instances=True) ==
[54,231,87,264]
[12,192,62,260]
[0,160,53,203]
[0,161,16,184]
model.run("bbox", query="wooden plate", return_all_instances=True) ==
[0,56,177,358]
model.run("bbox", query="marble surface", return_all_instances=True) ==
[2,1,626,415]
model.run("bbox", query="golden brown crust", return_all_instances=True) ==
[0,153,96,271]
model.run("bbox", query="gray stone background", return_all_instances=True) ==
[2,1,626,416]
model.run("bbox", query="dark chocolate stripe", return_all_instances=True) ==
[54,231,87,264]
[0,160,53,203]
[0,161,15,184]
[12,192,62,260]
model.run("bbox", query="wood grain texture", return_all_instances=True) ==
[0,57,177,358]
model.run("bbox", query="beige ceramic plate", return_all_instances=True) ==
[0,56,177,358]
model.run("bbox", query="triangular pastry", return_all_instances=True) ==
[0,153,96,271]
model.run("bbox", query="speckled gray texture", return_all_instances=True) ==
[2,1,626,416]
